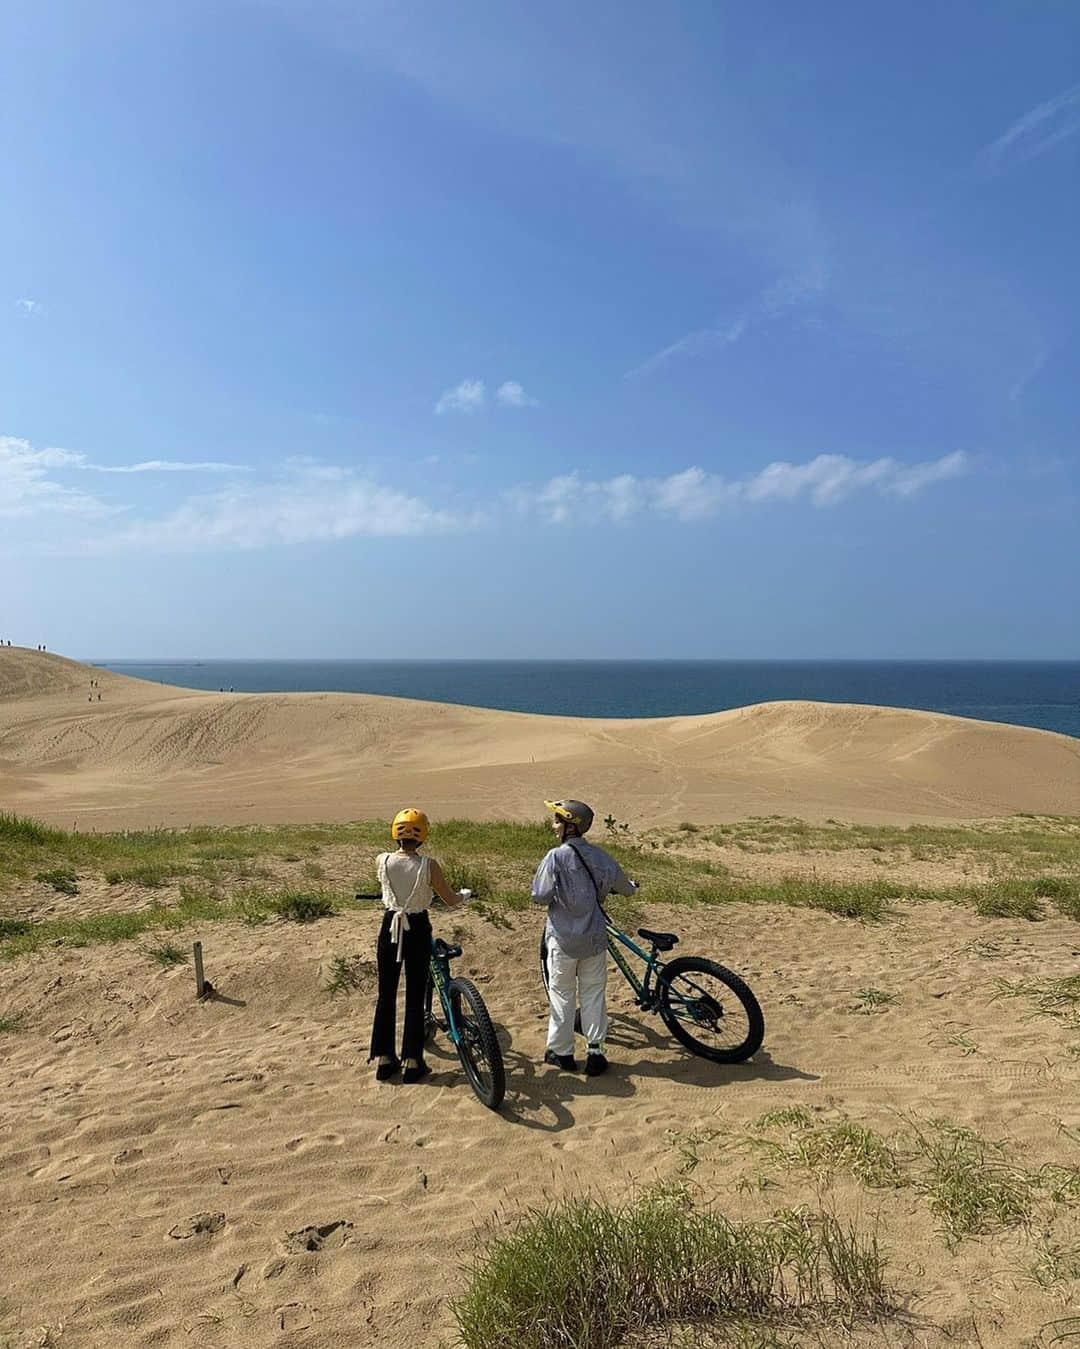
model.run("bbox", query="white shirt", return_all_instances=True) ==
[377,851,434,962]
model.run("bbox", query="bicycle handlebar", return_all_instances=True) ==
[354,891,476,903]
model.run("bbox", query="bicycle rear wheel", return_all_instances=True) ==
[658,956,764,1063]
[449,977,505,1110]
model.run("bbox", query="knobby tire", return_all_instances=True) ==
[658,955,764,1063]
[449,976,505,1110]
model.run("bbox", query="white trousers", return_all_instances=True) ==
[547,938,608,1056]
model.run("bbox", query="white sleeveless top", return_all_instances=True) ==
[376,851,434,962]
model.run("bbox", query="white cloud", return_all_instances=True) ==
[521,451,970,524]
[1,433,972,553]
[495,380,538,407]
[15,298,41,315]
[106,463,475,552]
[977,82,1080,176]
[0,436,114,519]
[435,378,485,414]
[86,459,245,474]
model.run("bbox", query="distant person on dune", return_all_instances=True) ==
[369,808,468,1083]
[534,799,638,1077]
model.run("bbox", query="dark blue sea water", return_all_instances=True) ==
[88,660,1080,739]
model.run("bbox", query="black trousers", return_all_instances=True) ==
[369,909,432,1062]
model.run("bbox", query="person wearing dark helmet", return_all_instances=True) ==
[533,798,638,1076]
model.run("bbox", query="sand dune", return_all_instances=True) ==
[3,895,1079,1346]
[1,645,1079,827]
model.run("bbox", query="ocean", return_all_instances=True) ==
[87,660,1080,739]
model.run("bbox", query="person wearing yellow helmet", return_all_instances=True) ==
[534,798,638,1076]
[369,807,467,1083]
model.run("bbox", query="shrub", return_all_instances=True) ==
[452,1185,890,1349]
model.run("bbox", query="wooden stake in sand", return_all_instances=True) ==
[193,941,214,1000]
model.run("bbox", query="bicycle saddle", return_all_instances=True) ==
[432,938,462,960]
[638,928,678,952]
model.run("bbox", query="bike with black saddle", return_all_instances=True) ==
[357,893,505,1110]
[542,913,764,1064]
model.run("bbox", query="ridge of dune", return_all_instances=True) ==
[1,645,1078,827]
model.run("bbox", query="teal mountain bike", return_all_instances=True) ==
[357,895,505,1111]
[541,914,764,1063]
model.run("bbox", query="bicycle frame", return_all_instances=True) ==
[605,922,666,1011]
[427,941,466,1045]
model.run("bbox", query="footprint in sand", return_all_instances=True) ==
[281,1220,352,1253]
[169,1211,225,1239]
[284,1132,345,1153]
[276,1303,317,1332]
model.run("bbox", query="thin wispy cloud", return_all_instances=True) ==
[15,298,42,315]
[519,451,970,525]
[105,464,475,552]
[435,378,485,414]
[0,435,246,521]
[495,380,538,407]
[0,436,114,519]
[628,262,828,379]
[977,82,1080,176]
[86,459,245,474]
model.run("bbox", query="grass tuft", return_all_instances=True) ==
[904,1117,1035,1243]
[0,1011,26,1033]
[974,882,1044,921]
[146,941,187,968]
[104,861,176,888]
[34,867,79,896]
[325,953,372,996]
[272,891,336,923]
[451,1185,890,1349]
[850,987,899,1013]
[993,975,1080,1026]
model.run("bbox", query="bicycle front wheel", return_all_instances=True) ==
[658,956,764,1063]
[449,977,505,1110]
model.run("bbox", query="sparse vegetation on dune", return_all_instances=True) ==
[742,1111,1080,1246]
[452,1184,891,1349]
[2,811,1079,961]
[708,814,1080,872]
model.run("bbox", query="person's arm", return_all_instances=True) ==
[606,853,639,897]
[531,850,558,906]
[428,859,467,907]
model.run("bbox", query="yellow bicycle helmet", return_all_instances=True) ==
[544,798,594,834]
[391,807,429,843]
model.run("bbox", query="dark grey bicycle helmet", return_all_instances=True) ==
[544,798,595,834]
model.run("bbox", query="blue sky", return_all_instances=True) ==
[2,0,1077,658]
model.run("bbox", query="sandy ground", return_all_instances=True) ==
[2,898,1079,1348]
[2,647,1079,828]
[3,646,1080,1347]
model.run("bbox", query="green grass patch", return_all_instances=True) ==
[104,860,178,888]
[708,815,1080,871]
[324,953,372,997]
[0,886,358,960]
[451,1184,890,1349]
[146,941,187,968]
[850,987,900,1013]
[993,975,1080,1026]
[973,882,1044,921]
[34,867,78,896]
[0,1011,26,1033]
[748,1110,1080,1246]
[272,891,336,923]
